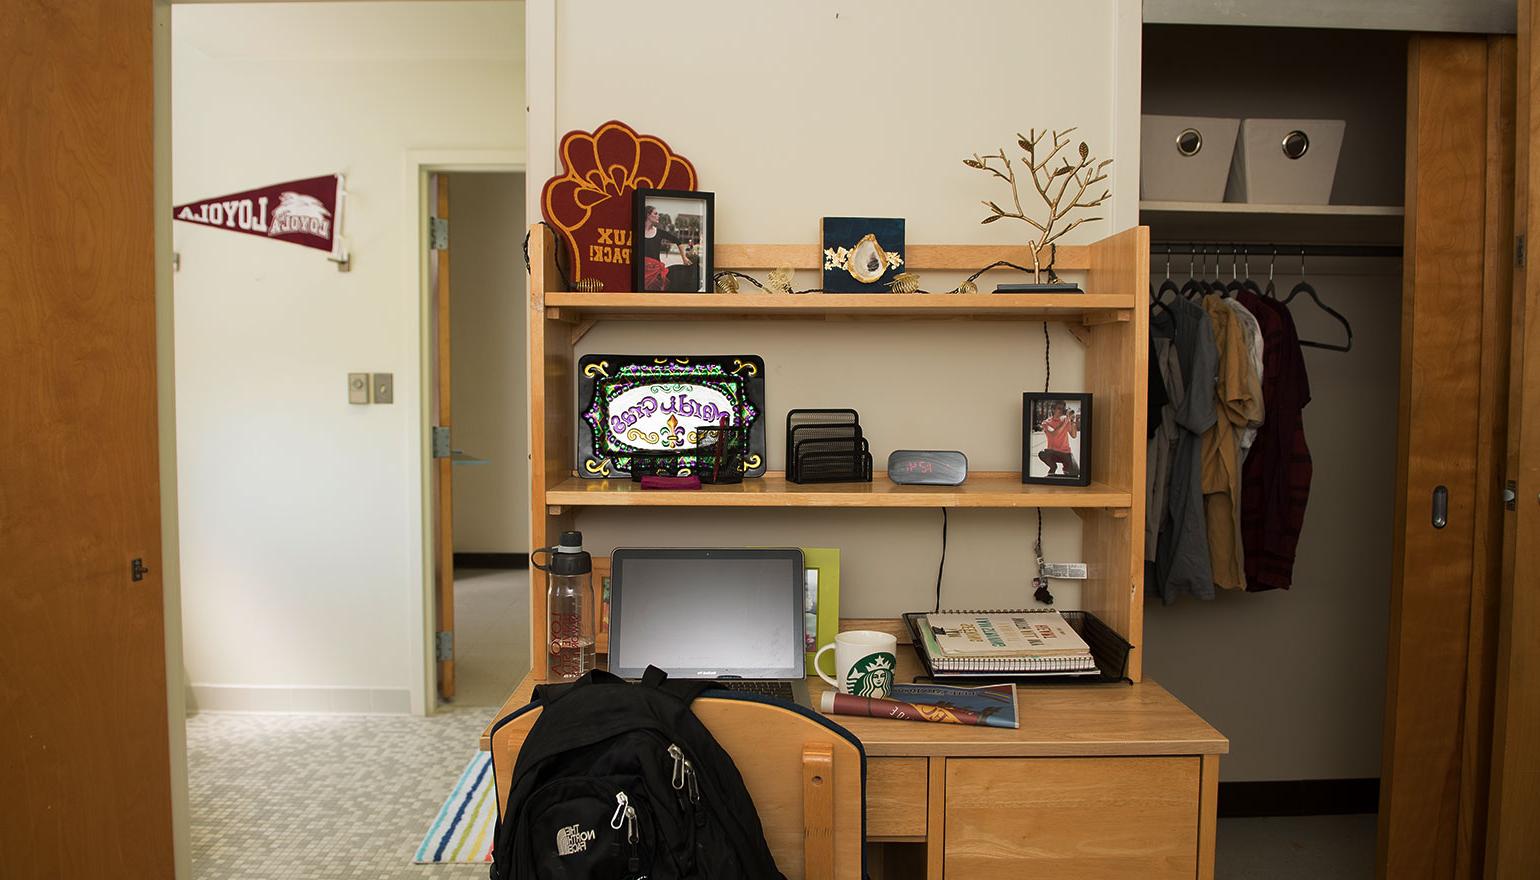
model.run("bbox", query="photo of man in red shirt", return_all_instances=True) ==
[1036,401,1081,477]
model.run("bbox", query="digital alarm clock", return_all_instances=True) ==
[886,450,968,486]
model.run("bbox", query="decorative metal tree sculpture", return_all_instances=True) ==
[964,127,1112,284]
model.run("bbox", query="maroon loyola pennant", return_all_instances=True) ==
[174,174,346,258]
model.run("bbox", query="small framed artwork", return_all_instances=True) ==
[1022,392,1093,486]
[632,188,713,292]
[821,217,905,292]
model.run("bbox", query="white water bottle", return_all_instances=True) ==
[534,531,595,681]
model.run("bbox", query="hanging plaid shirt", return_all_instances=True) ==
[1234,291,1313,591]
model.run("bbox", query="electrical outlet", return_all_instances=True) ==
[348,373,370,404]
[372,372,394,404]
[1040,562,1088,580]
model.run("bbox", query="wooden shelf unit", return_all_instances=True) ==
[545,472,1133,511]
[526,226,1151,680]
[1138,200,1405,246]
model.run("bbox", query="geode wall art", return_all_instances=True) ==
[821,217,905,293]
[577,355,767,479]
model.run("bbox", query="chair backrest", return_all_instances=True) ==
[490,696,864,880]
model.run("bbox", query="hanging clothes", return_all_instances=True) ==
[1148,296,1218,604]
[1221,297,1266,461]
[1146,336,1182,574]
[1235,290,1313,591]
[1200,297,1264,590]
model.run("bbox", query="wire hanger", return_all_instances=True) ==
[1284,249,1353,352]
[1224,246,1246,297]
[1179,246,1204,300]
[1152,246,1179,316]
[1240,247,1263,296]
[1264,248,1278,299]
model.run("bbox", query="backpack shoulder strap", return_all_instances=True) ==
[531,668,626,706]
[641,664,712,703]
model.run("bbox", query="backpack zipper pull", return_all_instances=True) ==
[610,791,629,830]
[668,744,687,791]
[625,803,641,873]
[684,758,701,804]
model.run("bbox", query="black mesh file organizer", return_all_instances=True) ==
[786,408,872,484]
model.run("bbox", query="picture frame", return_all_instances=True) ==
[577,354,767,479]
[631,188,714,292]
[800,548,841,668]
[1022,392,1093,486]
[594,556,612,654]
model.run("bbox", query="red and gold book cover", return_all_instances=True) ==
[541,120,697,292]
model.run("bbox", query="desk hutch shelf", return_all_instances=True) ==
[525,224,1152,681]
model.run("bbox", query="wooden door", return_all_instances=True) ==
[1486,2,1540,874]
[1380,35,1515,879]
[0,2,175,876]
[432,175,457,701]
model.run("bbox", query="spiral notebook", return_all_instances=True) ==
[914,609,1098,675]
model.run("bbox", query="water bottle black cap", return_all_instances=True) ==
[559,530,583,550]
[545,531,590,575]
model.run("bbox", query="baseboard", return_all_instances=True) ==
[453,552,529,570]
[187,684,412,716]
[1218,778,1379,818]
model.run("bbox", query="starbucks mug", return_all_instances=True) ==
[814,630,898,698]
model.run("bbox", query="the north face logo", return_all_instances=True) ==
[556,823,596,856]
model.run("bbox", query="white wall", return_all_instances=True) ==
[449,171,529,553]
[538,0,1141,615]
[173,1,523,715]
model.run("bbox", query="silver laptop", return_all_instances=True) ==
[608,548,812,708]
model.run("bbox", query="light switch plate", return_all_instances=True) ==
[348,373,370,405]
[371,372,394,404]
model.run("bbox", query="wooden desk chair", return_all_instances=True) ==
[489,695,865,880]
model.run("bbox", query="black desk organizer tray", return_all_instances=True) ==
[786,408,872,484]
[901,610,1133,685]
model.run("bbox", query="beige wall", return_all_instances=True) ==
[449,171,530,553]
[173,1,523,715]
[543,0,1142,616]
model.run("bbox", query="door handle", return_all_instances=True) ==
[1431,485,1448,529]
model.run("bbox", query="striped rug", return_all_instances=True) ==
[415,752,497,864]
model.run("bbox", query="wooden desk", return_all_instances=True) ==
[480,651,1228,880]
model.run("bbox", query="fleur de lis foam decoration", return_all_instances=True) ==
[964,127,1112,282]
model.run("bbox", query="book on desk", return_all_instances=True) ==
[904,608,1132,682]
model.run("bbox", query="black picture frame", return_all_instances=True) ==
[631,188,714,292]
[1022,392,1093,486]
[576,354,767,479]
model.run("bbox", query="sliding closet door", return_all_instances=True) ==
[1379,35,1514,880]
[1486,2,1540,875]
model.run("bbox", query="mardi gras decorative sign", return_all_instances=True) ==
[541,121,698,292]
[174,174,347,260]
[578,355,766,479]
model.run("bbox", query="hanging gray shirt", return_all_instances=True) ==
[1149,297,1219,603]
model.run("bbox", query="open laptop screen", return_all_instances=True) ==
[609,549,804,680]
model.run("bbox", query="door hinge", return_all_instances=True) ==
[1516,234,1526,269]
[429,217,449,251]
[131,558,150,582]
[435,631,454,662]
[432,425,452,458]
[1504,479,1518,511]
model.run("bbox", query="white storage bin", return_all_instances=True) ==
[1140,115,1240,203]
[1227,118,1346,205]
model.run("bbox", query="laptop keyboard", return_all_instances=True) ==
[712,680,797,701]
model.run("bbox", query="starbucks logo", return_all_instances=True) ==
[844,652,895,697]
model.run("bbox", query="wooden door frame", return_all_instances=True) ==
[403,151,525,713]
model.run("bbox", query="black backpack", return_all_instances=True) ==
[488,667,796,880]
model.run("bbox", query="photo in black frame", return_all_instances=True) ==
[631,188,714,292]
[1022,392,1092,486]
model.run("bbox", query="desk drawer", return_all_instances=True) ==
[945,756,1201,878]
[866,757,928,839]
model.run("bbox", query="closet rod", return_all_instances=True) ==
[1151,241,1403,259]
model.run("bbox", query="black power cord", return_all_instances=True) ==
[933,508,948,612]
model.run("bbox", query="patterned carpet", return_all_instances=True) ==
[188,708,498,879]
